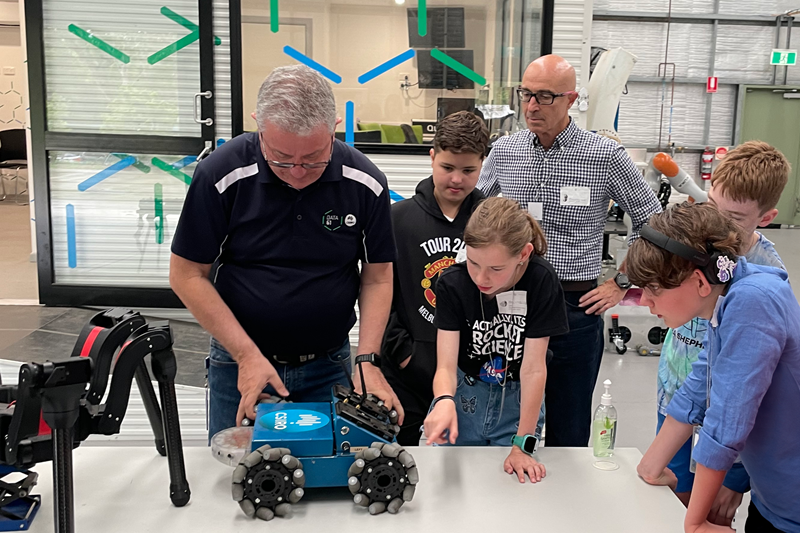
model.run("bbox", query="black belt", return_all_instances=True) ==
[560,280,598,292]
[270,341,345,366]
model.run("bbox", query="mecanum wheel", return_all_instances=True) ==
[347,442,418,515]
[232,445,305,521]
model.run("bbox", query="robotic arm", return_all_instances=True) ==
[644,152,708,203]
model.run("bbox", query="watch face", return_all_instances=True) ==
[616,273,631,288]
[523,436,537,454]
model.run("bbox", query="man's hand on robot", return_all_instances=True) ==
[354,365,406,425]
[236,353,290,424]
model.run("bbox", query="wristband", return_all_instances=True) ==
[431,395,455,408]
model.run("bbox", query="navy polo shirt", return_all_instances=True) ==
[171,133,395,356]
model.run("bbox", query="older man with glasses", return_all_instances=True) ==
[170,64,402,440]
[477,54,661,448]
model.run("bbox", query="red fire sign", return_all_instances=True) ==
[707,77,718,93]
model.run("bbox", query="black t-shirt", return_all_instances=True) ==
[434,258,569,382]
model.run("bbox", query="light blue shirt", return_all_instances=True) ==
[667,258,800,532]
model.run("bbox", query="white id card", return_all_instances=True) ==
[689,425,701,473]
[527,202,543,221]
[560,186,591,206]
[495,290,527,316]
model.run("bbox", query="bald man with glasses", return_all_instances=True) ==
[478,55,661,447]
[170,65,402,440]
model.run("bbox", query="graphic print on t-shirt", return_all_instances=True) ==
[469,293,527,383]
[417,236,466,323]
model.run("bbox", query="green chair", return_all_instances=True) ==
[357,122,423,144]
[357,122,387,143]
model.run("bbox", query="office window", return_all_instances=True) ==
[238,0,547,145]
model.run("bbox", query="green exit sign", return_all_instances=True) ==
[771,49,797,66]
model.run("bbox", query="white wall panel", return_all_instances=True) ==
[592,21,712,79]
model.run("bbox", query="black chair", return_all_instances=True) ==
[0,129,28,204]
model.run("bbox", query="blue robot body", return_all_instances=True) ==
[251,389,393,488]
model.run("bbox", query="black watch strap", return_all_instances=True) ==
[355,352,381,368]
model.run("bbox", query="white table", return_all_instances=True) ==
[26,446,685,532]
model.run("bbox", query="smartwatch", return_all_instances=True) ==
[614,272,632,290]
[511,434,539,456]
[355,352,381,369]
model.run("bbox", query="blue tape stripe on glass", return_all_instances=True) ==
[282,46,342,83]
[66,204,77,268]
[389,190,404,202]
[77,156,136,192]
[358,49,416,84]
[171,155,196,170]
[345,101,354,145]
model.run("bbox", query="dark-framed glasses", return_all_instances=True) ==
[515,88,576,105]
[259,132,333,170]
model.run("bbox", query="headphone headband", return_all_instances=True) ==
[639,224,711,267]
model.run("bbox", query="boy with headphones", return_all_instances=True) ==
[629,202,800,533]
[653,141,789,523]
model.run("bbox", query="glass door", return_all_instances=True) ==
[27,0,217,306]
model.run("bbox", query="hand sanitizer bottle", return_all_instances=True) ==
[593,379,617,458]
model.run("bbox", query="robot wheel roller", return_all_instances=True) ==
[231,444,305,521]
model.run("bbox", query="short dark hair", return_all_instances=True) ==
[433,111,489,158]
[626,202,747,290]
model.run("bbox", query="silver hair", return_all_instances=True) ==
[254,64,337,135]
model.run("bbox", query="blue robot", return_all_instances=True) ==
[216,356,419,520]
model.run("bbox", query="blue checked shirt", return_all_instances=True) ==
[477,119,662,281]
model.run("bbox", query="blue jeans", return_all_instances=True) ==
[544,289,605,447]
[207,337,352,440]
[449,368,545,446]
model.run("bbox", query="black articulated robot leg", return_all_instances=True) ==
[97,321,191,507]
[31,359,93,533]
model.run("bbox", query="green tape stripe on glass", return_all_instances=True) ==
[418,0,427,37]
[154,183,164,244]
[151,157,192,185]
[271,0,279,33]
[68,24,130,64]
[430,48,486,86]
[160,7,221,45]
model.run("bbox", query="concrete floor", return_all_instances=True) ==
[0,200,37,301]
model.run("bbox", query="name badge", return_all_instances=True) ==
[527,202,543,221]
[495,290,527,316]
[689,425,701,473]
[560,186,591,206]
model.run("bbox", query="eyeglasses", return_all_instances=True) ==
[515,88,576,105]
[259,132,333,170]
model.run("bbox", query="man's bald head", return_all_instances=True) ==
[518,55,578,147]
[523,55,576,93]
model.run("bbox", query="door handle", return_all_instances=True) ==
[194,91,213,126]
[196,141,213,162]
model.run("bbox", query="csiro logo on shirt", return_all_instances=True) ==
[258,410,330,432]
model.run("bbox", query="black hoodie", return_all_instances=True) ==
[382,176,484,380]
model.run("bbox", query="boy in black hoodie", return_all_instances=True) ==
[382,111,489,445]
